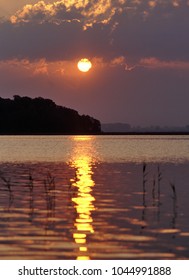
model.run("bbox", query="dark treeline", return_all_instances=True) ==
[0,95,101,134]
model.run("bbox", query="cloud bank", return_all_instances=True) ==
[0,0,189,64]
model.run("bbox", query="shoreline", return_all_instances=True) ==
[0,132,189,136]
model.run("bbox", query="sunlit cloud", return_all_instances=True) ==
[111,56,125,65]
[0,59,62,77]
[8,0,189,26]
[94,55,189,71]
[148,1,156,8]
[0,1,189,67]
[10,0,185,26]
[172,0,180,7]
[140,57,189,70]
[4,56,187,75]
[32,59,49,75]
[110,56,135,71]
[9,0,123,27]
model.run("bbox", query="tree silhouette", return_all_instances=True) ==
[0,95,101,134]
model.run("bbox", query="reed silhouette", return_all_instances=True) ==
[140,162,148,232]
[157,164,162,206]
[28,173,34,221]
[0,172,14,207]
[140,163,180,235]
[170,182,178,235]
[142,162,148,208]
[152,174,156,206]
[44,172,56,227]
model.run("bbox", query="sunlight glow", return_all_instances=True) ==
[77,58,92,72]
[69,137,96,260]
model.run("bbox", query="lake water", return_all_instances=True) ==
[0,135,189,259]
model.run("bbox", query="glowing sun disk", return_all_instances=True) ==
[77,58,92,72]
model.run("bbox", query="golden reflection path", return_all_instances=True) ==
[69,136,97,260]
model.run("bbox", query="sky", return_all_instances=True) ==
[0,0,189,126]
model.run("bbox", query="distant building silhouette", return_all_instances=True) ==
[102,123,131,133]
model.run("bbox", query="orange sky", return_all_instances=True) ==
[0,0,189,126]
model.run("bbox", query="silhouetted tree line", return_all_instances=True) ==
[0,95,101,134]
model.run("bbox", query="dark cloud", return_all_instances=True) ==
[0,20,112,61]
[0,21,82,61]
[0,1,189,62]
[110,1,189,62]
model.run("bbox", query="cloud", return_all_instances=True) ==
[0,0,189,65]
[140,57,189,70]
[109,56,136,71]
[9,0,120,27]
[10,1,84,24]
[0,58,78,78]
[110,1,189,62]
[0,20,83,61]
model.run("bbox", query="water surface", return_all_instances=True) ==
[0,135,189,259]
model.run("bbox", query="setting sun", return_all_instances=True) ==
[77,58,92,72]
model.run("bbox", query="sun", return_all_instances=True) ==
[77,58,92,72]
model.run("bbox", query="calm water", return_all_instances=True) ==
[0,135,189,259]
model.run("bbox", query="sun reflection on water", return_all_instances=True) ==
[69,136,97,260]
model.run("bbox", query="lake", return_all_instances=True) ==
[0,135,189,259]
